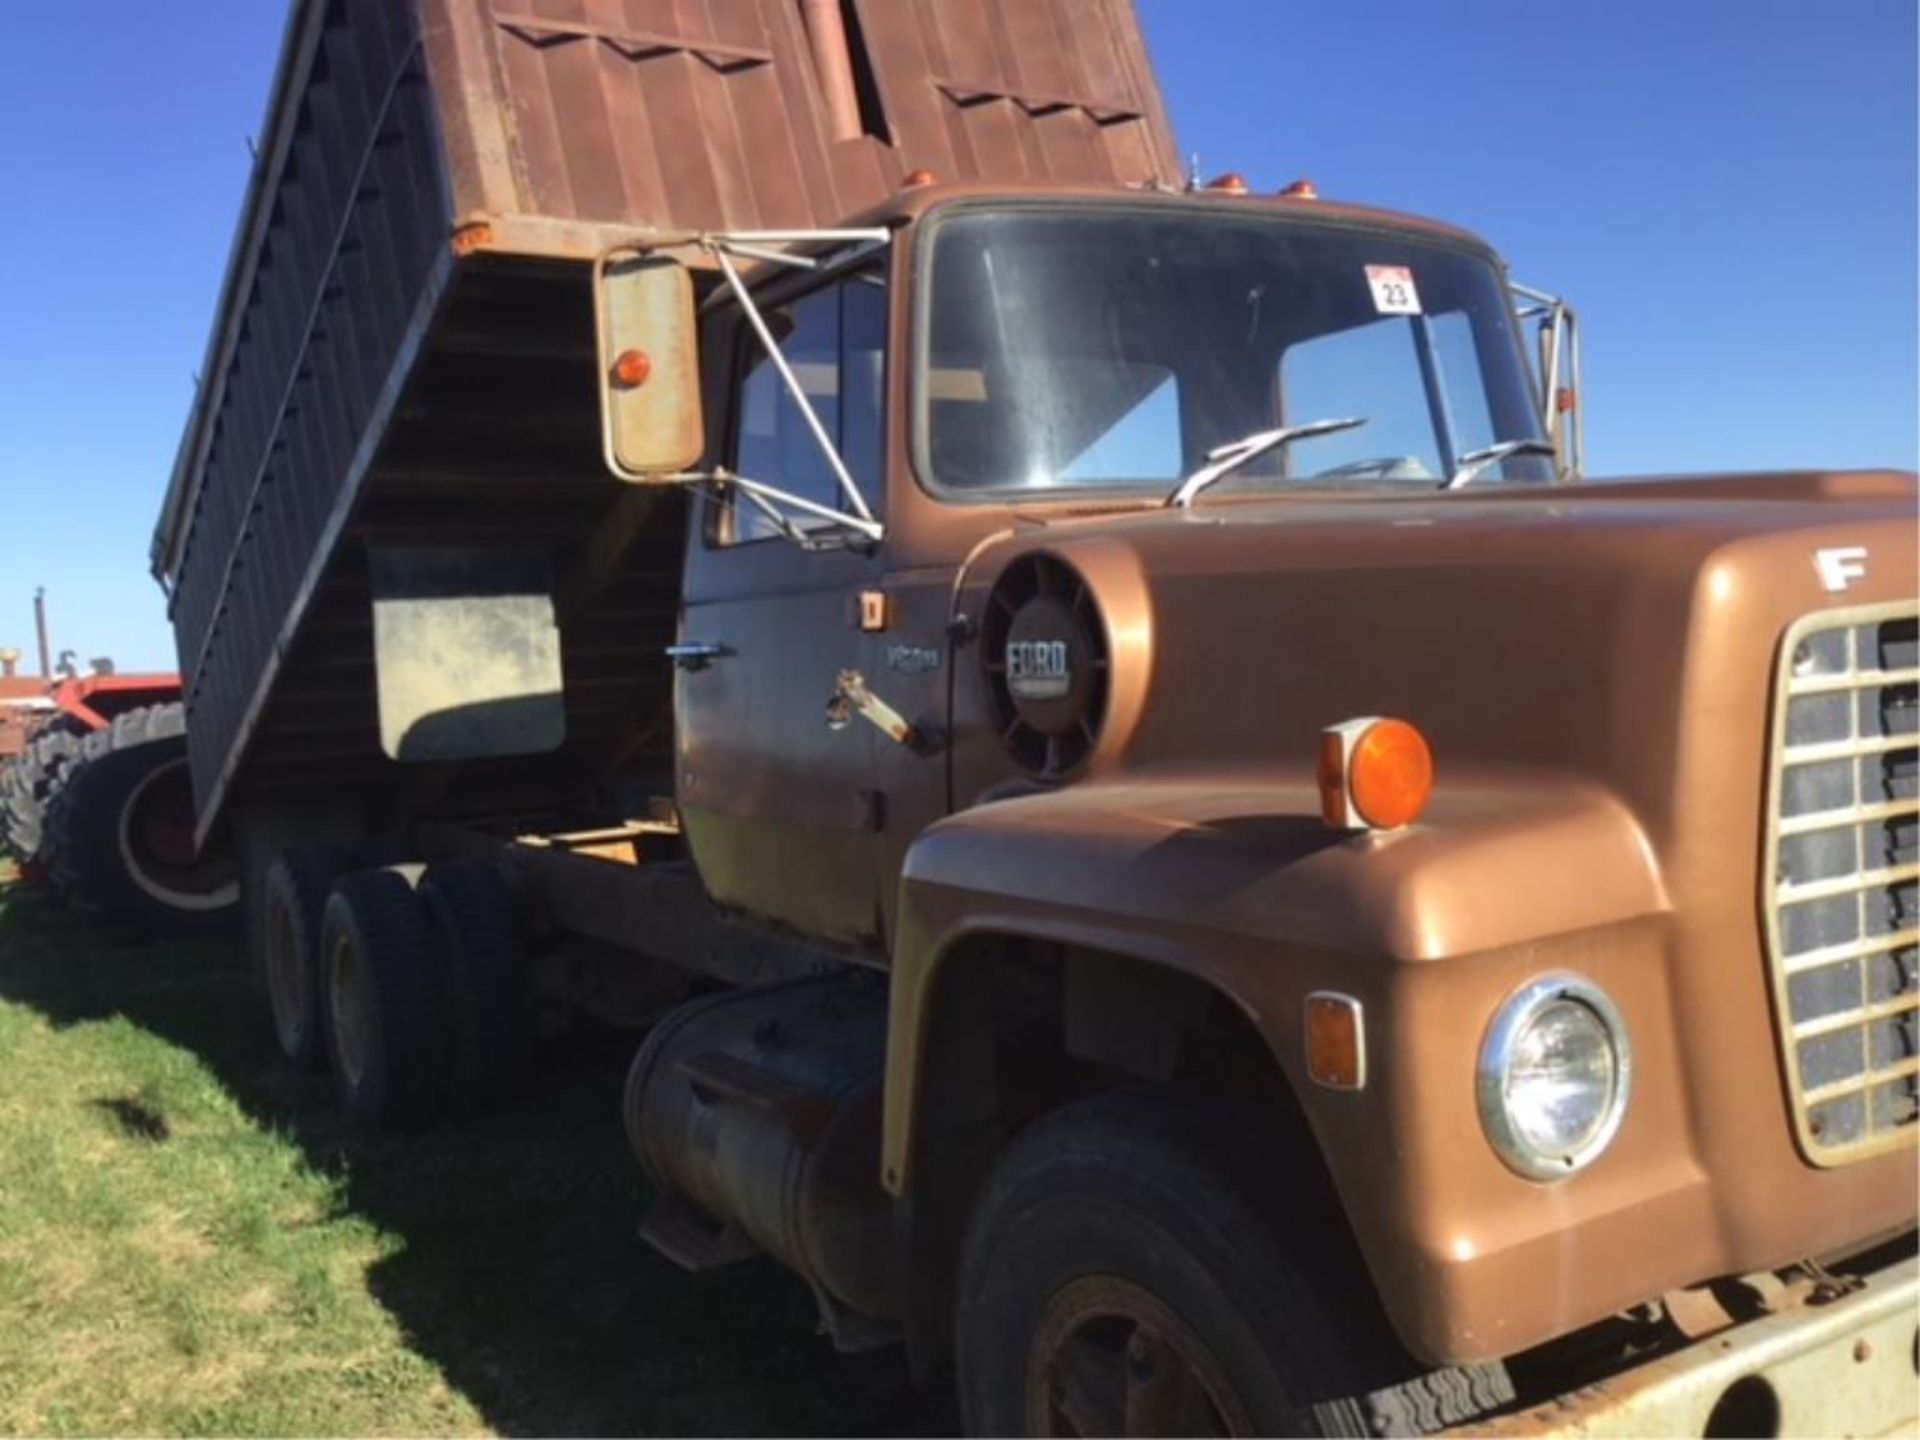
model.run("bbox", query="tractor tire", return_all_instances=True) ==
[2,725,80,867]
[259,845,351,1072]
[955,1089,1514,1437]
[418,859,532,1114]
[319,869,449,1130]
[37,704,239,934]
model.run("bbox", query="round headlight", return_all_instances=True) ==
[1477,974,1631,1180]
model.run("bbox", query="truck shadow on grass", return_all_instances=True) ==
[0,882,954,1437]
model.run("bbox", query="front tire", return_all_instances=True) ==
[955,1089,1511,1437]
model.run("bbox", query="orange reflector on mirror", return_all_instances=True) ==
[612,348,652,388]
[1304,992,1366,1090]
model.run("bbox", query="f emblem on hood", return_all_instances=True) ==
[1813,545,1869,593]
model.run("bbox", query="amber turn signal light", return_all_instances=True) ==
[1319,717,1433,831]
[612,348,652,388]
[1304,991,1366,1090]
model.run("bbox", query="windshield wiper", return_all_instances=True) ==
[1443,438,1559,491]
[1166,417,1369,508]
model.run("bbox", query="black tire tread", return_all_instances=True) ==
[2,725,80,864]
[36,703,235,934]
[957,1088,1512,1437]
[321,869,448,1130]
[259,845,350,1071]
[418,859,531,1114]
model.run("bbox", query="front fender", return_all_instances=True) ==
[881,768,1680,1363]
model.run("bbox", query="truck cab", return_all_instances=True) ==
[588,181,1918,1433]
[655,183,1562,945]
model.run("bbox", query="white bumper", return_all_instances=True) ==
[1458,1253,1918,1438]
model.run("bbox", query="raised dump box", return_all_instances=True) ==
[155,0,1179,838]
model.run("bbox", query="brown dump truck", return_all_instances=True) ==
[153,1,1917,1433]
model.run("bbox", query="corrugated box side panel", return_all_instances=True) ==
[853,0,1179,188]
[424,0,1179,249]
[169,0,455,811]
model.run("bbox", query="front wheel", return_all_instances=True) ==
[955,1089,1511,1437]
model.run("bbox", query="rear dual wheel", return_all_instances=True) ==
[417,859,532,1114]
[259,846,349,1071]
[321,869,447,1130]
[281,859,529,1128]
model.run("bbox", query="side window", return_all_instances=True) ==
[726,275,886,545]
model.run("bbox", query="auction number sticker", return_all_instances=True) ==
[1365,264,1422,315]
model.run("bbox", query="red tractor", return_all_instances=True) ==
[1,665,238,933]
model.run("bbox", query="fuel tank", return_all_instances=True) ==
[622,975,898,1348]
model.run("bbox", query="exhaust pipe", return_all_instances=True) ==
[799,0,862,142]
[33,587,50,680]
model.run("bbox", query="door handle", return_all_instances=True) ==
[666,641,730,671]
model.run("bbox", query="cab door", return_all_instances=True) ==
[674,272,891,947]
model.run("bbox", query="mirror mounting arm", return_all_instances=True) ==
[596,228,895,550]
[709,244,879,529]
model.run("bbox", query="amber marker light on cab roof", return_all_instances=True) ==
[1304,991,1366,1090]
[903,168,939,188]
[1206,172,1250,196]
[1319,717,1434,831]
[1279,178,1319,199]
[612,348,652,389]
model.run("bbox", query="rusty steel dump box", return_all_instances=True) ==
[154,0,1178,836]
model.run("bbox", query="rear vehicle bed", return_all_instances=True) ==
[154,0,1179,842]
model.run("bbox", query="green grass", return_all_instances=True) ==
[0,871,950,1436]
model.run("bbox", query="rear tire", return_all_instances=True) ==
[955,1089,1512,1437]
[2,726,79,866]
[39,704,238,933]
[259,846,350,1071]
[418,859,532,1114]
[319,869,448,1130]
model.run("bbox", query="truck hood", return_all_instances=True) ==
[954,468,1917,858]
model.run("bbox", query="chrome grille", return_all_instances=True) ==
[1764,601,1919,1165]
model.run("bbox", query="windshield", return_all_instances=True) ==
[920,206,1554,497]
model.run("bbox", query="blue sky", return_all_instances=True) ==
[0,1,1913,671]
